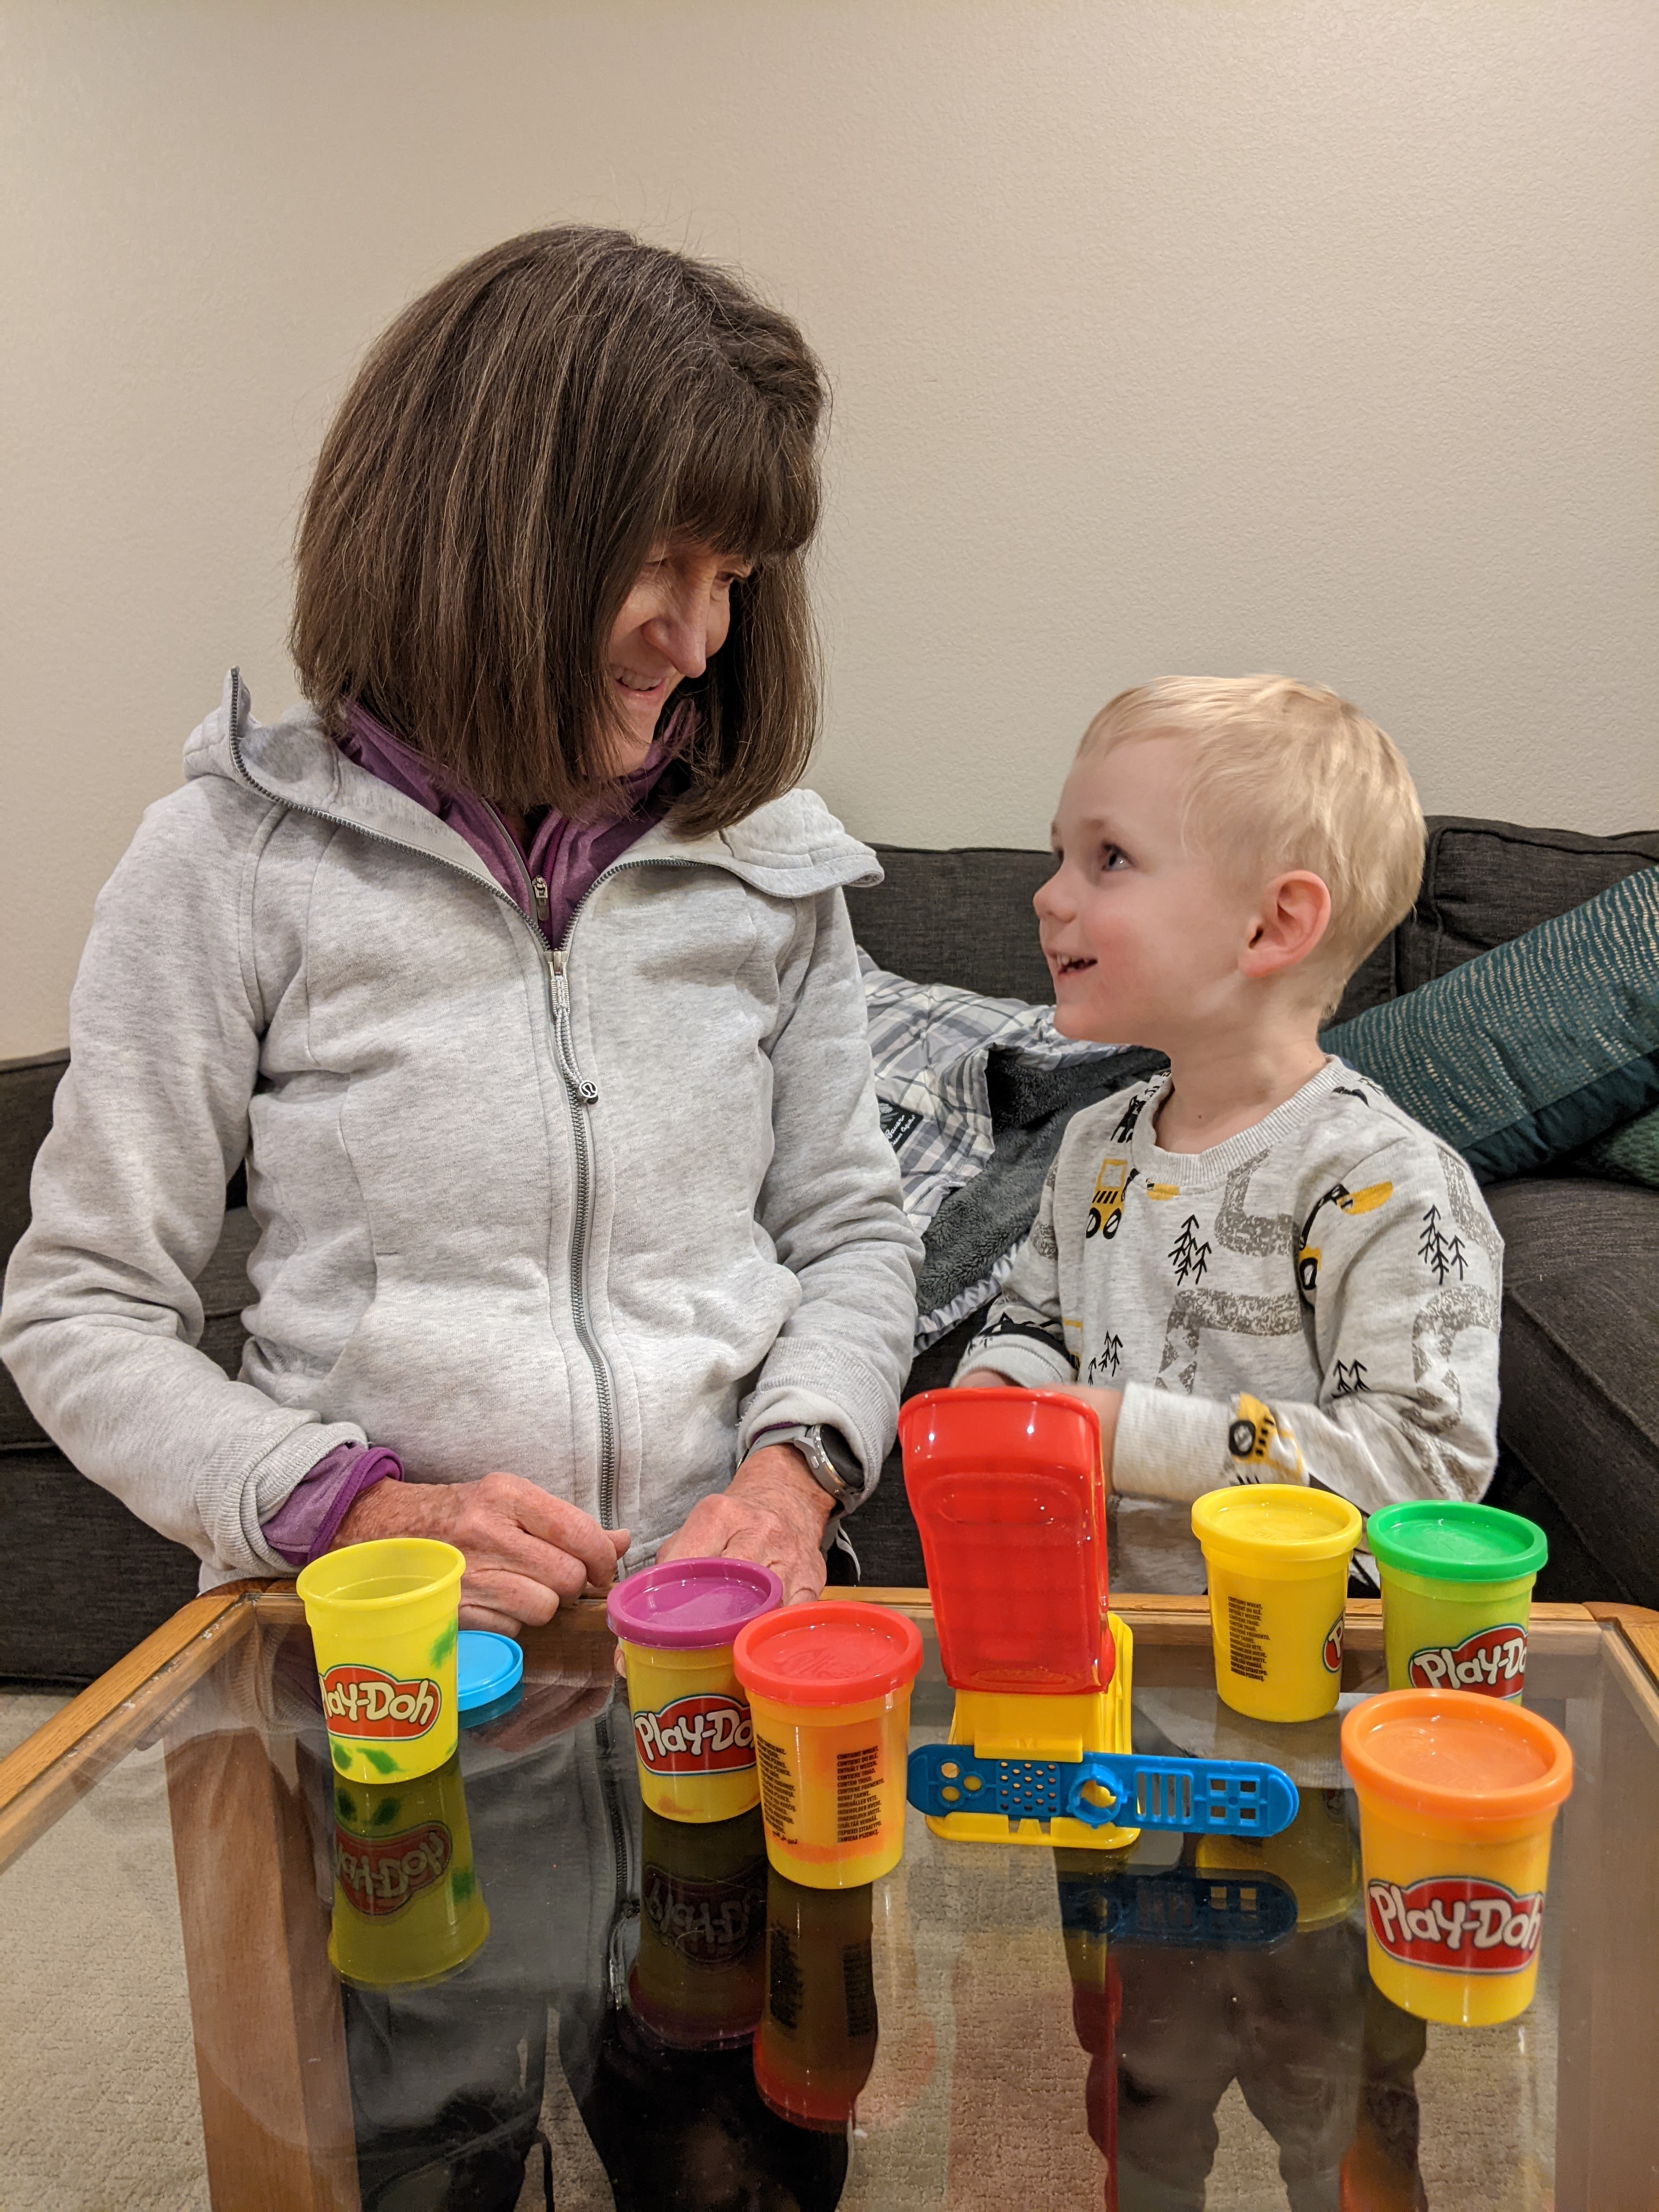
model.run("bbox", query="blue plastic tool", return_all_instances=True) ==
[907,1745,1299,1836]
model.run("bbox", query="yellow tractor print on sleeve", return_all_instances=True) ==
[1226,1393,1307,1482]
[1296,1180,1393,1295]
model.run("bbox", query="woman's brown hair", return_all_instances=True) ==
[291,227,825,833]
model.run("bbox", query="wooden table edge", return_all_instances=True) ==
[0,1583,264,1869]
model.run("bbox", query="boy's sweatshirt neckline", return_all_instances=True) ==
[1127,1058,1353,1185]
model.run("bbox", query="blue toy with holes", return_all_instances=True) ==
[907,1743,1299,1838]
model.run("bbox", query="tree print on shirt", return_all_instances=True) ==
[1169,1216,1212,1284]
[1333,1359,1370,1397]
[1113,1091,1149,1143]
[1418,1205,1468,1285]
[1087,1332,1124,1383]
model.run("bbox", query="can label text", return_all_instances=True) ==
[1407,1624,1527,1697]
[1367,1875,1543,1974]
[634,1692,755,1774]
[321,1664,443,1739]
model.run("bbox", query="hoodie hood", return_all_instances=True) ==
[184,669,883,905]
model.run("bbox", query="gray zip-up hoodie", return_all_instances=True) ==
[1,673,922,1589]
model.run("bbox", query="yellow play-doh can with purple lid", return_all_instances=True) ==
[608,1558,783,1824]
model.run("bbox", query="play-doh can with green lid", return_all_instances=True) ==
[1368,1502,1547,1701]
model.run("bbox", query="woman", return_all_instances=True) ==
[2,226,921,1627]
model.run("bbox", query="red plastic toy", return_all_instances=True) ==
[898,1388,1114,1696]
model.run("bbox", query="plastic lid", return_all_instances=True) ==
[1191,1483,1362,1561]
[606,1558,783,1649]
[1366,1500,1547,1583]
[733,1602,924,1707]
[456,1630,524,1717]
[1341,1689,1572,1824]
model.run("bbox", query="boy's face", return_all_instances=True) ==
[1036,735,1263,1046]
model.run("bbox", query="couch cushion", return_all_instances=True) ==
[1396,818,1659,993]
[1486,1178,1659,1608]
[848,848,1056,1005]
[0,1448,203,1684]
[1322,866,1659,1182]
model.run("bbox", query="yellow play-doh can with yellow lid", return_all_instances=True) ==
[1192,1485,1362,1722]
[297,1537,464,1784]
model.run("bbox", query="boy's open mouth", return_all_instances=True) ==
[1054,955,1097,975]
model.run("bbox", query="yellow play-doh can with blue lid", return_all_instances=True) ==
[1192,1486,1362,1722]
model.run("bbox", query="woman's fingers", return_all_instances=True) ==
[472,1472,626,1592]
[459,1565,568,1630]
[458,1599,528,1637]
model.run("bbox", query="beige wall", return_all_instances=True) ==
[4,0,1656,1057]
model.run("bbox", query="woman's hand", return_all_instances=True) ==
[331,1472,630,1636]
[656,1443,833,1606]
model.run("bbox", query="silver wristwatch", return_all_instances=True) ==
[758,1422,865,1508]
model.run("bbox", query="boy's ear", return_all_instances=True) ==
[1239,871,1332,980]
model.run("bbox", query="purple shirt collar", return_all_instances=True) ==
[336,698,692,943]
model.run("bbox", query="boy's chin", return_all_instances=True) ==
[1050,995,1114,1041]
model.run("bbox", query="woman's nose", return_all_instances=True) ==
[645,605,710,679]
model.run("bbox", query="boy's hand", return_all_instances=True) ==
[956,1369,1120,1491]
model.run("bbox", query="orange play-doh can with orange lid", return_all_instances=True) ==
[733,1603,923,1889]
[1340,1689,1572,2026]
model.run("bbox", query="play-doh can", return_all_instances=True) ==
[1341,1689,1572,2025]
[328,1751,488,1989]
[733,1602,923,1888]
[608,1559,782,1823]
[297,1538,464,1784]
[1192,1486,1362,1722]
[1367,1500,1547,1701]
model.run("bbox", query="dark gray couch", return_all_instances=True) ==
[3,814,1656,1681]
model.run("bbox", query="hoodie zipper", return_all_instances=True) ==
[224,672,692,1536]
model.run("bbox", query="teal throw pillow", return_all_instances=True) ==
[1575,1103,1659,1188]
[1321,866,1659,1184]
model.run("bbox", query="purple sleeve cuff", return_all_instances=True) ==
[263,1444,404,1568]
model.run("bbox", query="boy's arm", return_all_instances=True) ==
[953,1161,1077,1391]
[1112,1136,1503,1515]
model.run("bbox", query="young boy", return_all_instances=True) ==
[956,677,1500,1582]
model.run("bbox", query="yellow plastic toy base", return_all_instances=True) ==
[924,1614,1138,1850]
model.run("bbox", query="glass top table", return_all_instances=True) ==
[2,1587,1656,2211]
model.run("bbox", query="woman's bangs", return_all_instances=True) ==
[670,409,816,564]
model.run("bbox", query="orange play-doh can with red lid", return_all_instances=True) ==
[733,1603,923,1889]
[1340,1689,1572,2026]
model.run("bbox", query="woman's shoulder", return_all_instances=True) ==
[708,787,882,898]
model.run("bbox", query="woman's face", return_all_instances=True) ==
[605,539,752,771]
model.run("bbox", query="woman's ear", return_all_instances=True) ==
[1239,870,1333,980]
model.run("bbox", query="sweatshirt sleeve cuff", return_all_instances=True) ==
[1113,1386,1233,1503]
[262,1444,404,1568]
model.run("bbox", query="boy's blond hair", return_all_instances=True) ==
[1080,675,1425,1009]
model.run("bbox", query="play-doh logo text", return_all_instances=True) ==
[321,1664,443,1739]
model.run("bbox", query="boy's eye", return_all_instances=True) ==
[1101,843,1128,871]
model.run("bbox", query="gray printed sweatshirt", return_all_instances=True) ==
[954,1059,1502,1515]
[0,674,922,1588]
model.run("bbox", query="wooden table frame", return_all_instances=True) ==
[3,1591,1657,2210]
